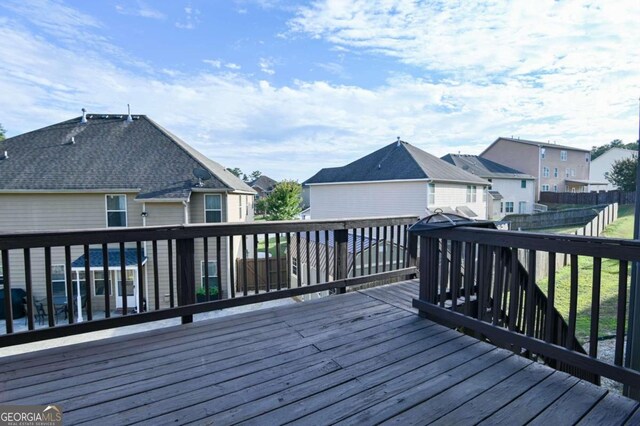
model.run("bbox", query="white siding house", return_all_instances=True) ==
[589,148,636,191]
[305,140,489,220]
[441,154,536,220]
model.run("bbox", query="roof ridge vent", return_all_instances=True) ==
[81,108,87,123]
[126,104,133,122]
[397,136,401,147]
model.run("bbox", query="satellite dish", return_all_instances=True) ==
[193,168,212,187]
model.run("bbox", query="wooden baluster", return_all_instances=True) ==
[242,235,248,296]
[254,235,259,294]
[83,245,92,320]
[119,242,127,316]
[2,249,13,333]
[439,239,448,307]
[525,250,537,337]
[589,257,602,358]
[276,233,282,290]
[152,240,159,310]
[615,260,629,366]
[216,237,222,299]
[136,241,144,312]
[102,244,111,317]
[24,248,34,330]
[204,237,210,301]
[566,254,579,349]
[167,240,174,308]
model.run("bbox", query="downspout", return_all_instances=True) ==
[182,201,189,224]
[142,202,149,311]
[537,145,542,202]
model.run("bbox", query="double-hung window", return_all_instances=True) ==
[106,195,127,227]
[561,150,568,161]
[201,261,218,288]
[505,202,514,213]
[466,185,477,203]
[427,183,435,205]
[543,167,550,177]
[542,184,550,191]
[520,180,526,189]
[205,194,222,223]
[52,265,66,297]
[554,168,558,177]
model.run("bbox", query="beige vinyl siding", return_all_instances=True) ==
[433,182,487,220]
[0,193,142,232]
[309,181,429,220]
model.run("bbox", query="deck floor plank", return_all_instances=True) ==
[1,279,637,426]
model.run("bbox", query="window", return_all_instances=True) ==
[239,196,243,219]
[571,169,576,177]
[117,270,135,292]
[246,196,250,216]
[201,261,218,288]
[553,185,558,192]
[565,168,570,178]
[554,168,558,177]
[292,257,298,276]
[427,183,435,205]
[505,202,514,213]
[106,195,127,227]
[500,202,504,213]
[93,270,111,296]
[466,185,477,203]
[520,180,526,189]
[542,184,550,191]
[543,167,550,177]
[205,194,222,223]
[561,150,567,161]
[541,148,546,159]
[518,201,527,214]
[51,265,66,297]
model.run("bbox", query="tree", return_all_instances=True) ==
[0,123,5,142]
[263,180,302,221]
[226,167,247,181]
[255,197,268,215]
[606,156,637,191]
[248,170,262,181]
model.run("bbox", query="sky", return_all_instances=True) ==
[0,0,638,181]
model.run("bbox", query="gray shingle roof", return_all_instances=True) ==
[250,175,278,192]
[441,154,535,180]
[304,140,487,185]
[0,114,254,199]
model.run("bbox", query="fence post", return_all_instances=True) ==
[335,229,349,294]
[176,237,196,324]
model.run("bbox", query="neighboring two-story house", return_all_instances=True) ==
[304,139,489,220]
[589,148,636,191]
[480,137,591,199]
[0,111,255,314]
[441,154,536,220]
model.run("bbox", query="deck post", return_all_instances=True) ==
[335,229,349,294]
[176,238,196,324]
[407,231,418,268]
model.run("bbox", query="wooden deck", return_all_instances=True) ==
[1,279,638,425]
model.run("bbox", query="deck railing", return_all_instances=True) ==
[0,216,418,346]
[413,226,640,391]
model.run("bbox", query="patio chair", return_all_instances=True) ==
[24,297,46,326]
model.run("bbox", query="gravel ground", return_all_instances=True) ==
[583,337,625,394]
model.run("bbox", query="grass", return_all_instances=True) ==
[538,205,634,342]
[257,236,288,258]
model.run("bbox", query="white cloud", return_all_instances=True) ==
[0,1,638,182]
[175,3,201,30]
[115,2,165,20]
[225,63,242,70]
[259,58,275,75]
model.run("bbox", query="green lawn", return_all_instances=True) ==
[539,206,634,342]
[257,236,288,258]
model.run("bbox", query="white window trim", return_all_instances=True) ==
[561,150,568,161]
[466,185,477,203]
[51,264,67,296]
[93,270,112,296]
[204,194,223,223]
[200,260,218,288]
[105,194,128,228]
[427,183,435,205]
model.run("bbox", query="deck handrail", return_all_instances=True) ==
[0,216,419,346]
[413,225,640,392]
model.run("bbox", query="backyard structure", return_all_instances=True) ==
[589,147,637,191]
[0,111,255,313]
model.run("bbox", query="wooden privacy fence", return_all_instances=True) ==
[413,224,640,393]
[505,204,610,230]
[236,257,288,292]
[520,203,618,281]
[540,190,635,205]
